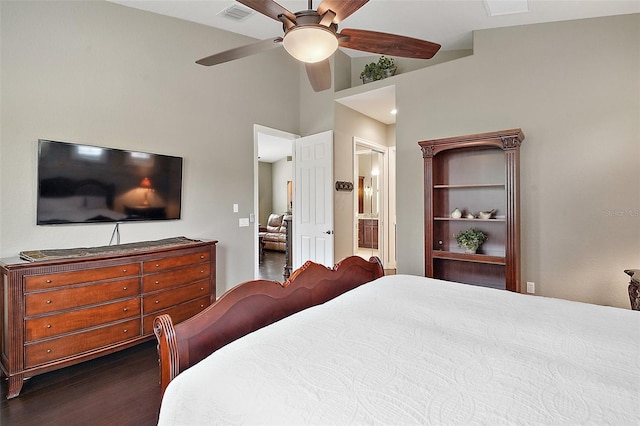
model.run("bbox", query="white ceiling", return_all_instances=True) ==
[110,1,638,53]
[336,85,397,124]
[258,132,293,163]
[109,0,638,125]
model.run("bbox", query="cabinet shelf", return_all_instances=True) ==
[433,183,504,189]
[433,251,506,265]
[434,217,506,222]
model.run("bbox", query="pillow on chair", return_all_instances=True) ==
[266,214,283,233]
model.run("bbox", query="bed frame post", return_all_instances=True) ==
[153,314,180,398]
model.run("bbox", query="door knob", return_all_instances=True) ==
[324,230,334,234]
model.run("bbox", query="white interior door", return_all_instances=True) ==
[293,131,334,269]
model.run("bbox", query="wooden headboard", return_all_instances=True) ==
[153,256,384,396]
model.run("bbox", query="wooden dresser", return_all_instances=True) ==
[0,238,217,398]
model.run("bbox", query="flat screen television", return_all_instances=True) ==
[37,139,183,225]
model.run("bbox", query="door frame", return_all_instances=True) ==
[253,125,299,279]
[353,137,389,268]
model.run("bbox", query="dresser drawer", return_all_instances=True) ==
[143,250,209,273]
[143,280,210,314]
[25,278,140,316]
[142,263,210,293]
[25,263,140,291]
[25,298,140,342]
[142,295,210,335]
[25,318,141,368]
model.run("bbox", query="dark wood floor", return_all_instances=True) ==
[0,250,284,425]
[258,250,286,282]
[1,340,160,426]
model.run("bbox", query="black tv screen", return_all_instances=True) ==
[37,139,183,225]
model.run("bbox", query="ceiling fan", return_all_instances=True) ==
[196,0,441,92]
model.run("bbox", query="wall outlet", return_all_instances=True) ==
[239,217,249,227]
[526,281,535,294]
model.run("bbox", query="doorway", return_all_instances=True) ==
[353,138,388,264]
[253,125,297,280]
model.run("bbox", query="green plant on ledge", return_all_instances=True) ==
[360,56,397,84]
[454,228,488,254]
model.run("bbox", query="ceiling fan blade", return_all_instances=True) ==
[317,0,369,23]
[196,38,283,66]
[339,29,441,59]
[236,0,296,23]
[305,60,332,92]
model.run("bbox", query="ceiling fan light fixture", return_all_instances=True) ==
[282,25,338,63]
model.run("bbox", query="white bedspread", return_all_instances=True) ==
[158,275,640,425]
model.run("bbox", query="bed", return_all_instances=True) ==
[154,256,640,425]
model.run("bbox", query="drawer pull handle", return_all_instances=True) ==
[46,279,52,284]
[200,270,204,273]
[123,308,128,312]
[123,329,128,333]
[155,264,160,268]
[200,287,204,291]
[123,287,128,290]
[155,281,160,285]
[200,255,205,259]
[45,300,52,304]
[155,300,159,304]
[46,349,52,353]
[46,324,51,329]
[122,269,128,273]
[200,304,204,308]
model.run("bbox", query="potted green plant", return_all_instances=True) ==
[454,228,488,254]
[360,56,397,84]
[377,56,397,78]
[360,62,383,83]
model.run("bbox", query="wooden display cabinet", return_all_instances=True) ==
[419,129,524,291]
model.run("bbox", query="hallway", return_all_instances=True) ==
[258,250,286,282]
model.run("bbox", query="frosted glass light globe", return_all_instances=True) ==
[283,25,338,63]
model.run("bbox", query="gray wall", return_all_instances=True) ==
[333,103,389,262]
[0,1,300,294]
[394,14,639,308]
[258,162,273,225]
[272,157,292,214]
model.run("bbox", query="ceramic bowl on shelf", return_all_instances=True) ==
[478,209,496,220]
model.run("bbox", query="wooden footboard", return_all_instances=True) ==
[153,256,384,396]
